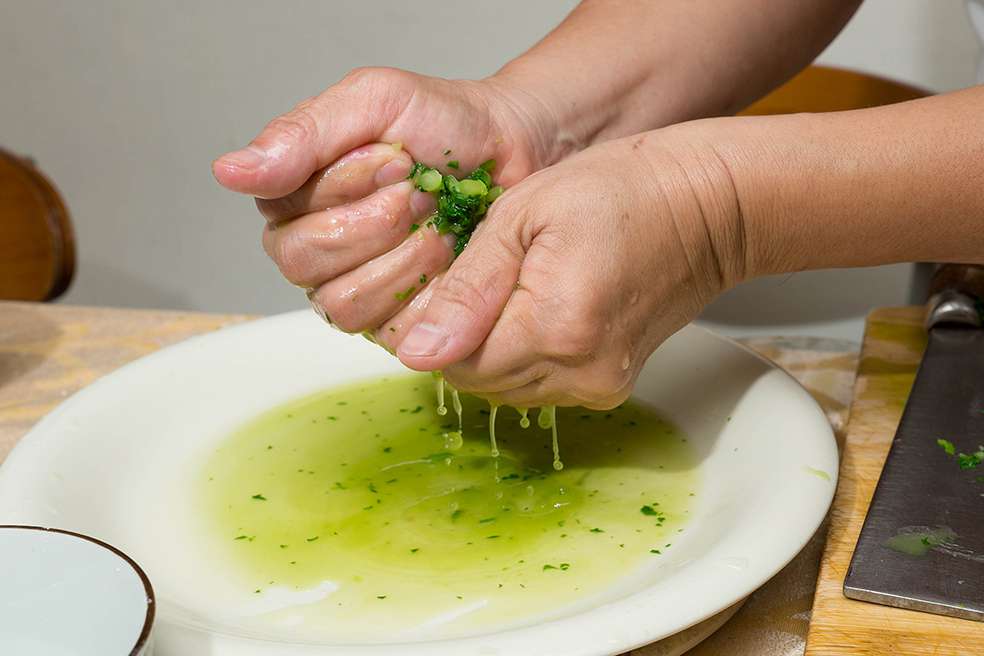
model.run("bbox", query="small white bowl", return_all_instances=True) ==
[0,525,155,655]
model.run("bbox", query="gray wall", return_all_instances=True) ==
[2,1,979,341]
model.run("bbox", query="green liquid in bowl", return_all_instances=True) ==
[199,373,699,640]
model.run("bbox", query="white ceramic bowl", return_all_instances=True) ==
[0,312,837,655]
[0,525,155,655]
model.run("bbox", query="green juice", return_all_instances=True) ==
[199,373,699,639]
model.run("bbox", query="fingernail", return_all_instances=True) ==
[219,145,267,170]
[399,322,449,357]
[375,159,411,187]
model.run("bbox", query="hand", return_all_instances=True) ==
[380,127,744,409]
[212,68,563,332]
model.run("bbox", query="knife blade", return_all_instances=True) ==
[844,263,984,622]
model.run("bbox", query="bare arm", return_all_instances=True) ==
[492,0,862,163]
[650,85,984,291]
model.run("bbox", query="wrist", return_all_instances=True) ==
[632,123,753,300]
[482,65,594,168]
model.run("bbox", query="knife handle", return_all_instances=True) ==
[926,264,984,329]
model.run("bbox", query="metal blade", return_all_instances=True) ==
[844,326,984,622]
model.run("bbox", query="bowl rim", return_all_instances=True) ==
[0,524,156,655]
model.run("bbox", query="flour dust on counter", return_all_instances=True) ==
[198,373,699,641]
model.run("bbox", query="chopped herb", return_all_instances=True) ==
[376,595,387,599]
[957,448,984,470]
[450,509,464,521]
[408,157,502,255]
[410,548,419,554]
[589,528,604,533]
[479,517,496,524]
[234,535,249,541]
[382,446,392,453]
[486,535,500,539]
[640,505,658,516]
[251,494,267,501]
[279,544,288,549]
[368,483,378,493]
[542,564,557,571]
[650,549,661,554]
[410,405,423,414]
[409,223,419,233]
[937,438,956,456]
[395,286,416,302]
[306,536,319,542]
[419,273,427,284]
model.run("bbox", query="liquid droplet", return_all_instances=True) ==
[489,403,500,458]
[434,373,447,416]
[537,406,554,430]
[518,408,530,429]
[451,388,463,434]
[443,431,463,451]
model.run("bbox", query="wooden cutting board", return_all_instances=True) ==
[805,307,982,655]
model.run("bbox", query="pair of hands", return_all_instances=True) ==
[213,68,737,409]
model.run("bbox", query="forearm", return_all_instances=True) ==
[491,0,860,163]
[679,85,984,284]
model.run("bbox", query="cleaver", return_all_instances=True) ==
[844,263,984,622]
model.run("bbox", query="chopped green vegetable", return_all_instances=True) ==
[957,447,984,470]
[937,438,956,456]
[252,494,267,501]
[419,273,427,284]
[394,286,416,302]
[640,505,658,516]
[589,528,604,533]
[407,157,503,256]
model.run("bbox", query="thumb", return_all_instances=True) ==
[212,69,407,199]
[397,216,525,371]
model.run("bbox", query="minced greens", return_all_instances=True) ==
[408,159,504,256]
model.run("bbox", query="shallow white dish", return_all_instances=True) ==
[0,525,155,655]
[0,311,837,656]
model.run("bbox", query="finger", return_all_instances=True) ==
[261,182,436,288]
[396,208,526,370]
[438,288,540,393]
[477,376,566,409]
[309,227,455,333]
[212,70,409,198]
[374,274,441,352]
[256,143,412,223]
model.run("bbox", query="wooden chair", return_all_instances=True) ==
[0,148,75,301]
[740,64,928,115]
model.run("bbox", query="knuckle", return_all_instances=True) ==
[271,230,322,287]
[432,271,496,323]
[256,195,300,222]
[267,104,319,145]
[317,291,361,334]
